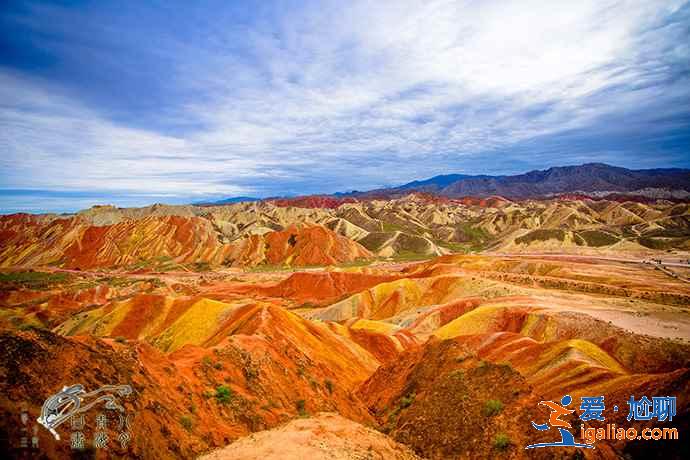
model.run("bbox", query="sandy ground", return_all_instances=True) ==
[198,413,423,460]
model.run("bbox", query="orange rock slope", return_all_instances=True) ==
[2,248,690,459]
[0,214,371,269]
[224,225,372,267]
[0,301,389,458]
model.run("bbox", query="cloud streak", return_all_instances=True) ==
[1,0,689,212]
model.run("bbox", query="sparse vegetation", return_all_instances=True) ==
[70,280,99,290]
[456,223,491,246]
[0,271,71,290]
[382,222,408,233]
[483,399,503,417]
[455,353,470,363]
[440,241,474,253]
[100,276,142,288]
[359,232,395,252]
[400,392,416,408]
[448,369,465,379]
[127,259,156,271]
[493,433,511,450]
[215,385,233,404]
[638,236,683,250]
[149,277,165,288]
[179,415,193,431]
[247,264,308,273]
[243,364,258,381]
[114,336,127,344]
[515,229,565,244]
[324,379,334,394]
[335,258,373,268]
[17,323,44,331]
[151,255,181,271]
[392,250,431,262]
[192,261,212,272]
[296,399,308,417]
[576,230,620,247]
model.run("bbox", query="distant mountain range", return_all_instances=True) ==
[386,163,690,199]
[195,196,259,206]
[203,163,690,205]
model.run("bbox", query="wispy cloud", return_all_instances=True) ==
[1,0,689,212]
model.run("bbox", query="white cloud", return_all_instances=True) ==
[1,0,688,211]
[181,0,688,157]
[0,73,255,196]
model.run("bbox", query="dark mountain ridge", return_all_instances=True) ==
[383,163,690,198]
[202,163,690,205]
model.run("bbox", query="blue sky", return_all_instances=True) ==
[1,0,689,213]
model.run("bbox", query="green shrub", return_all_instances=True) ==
[400,393,416,408]
[296,399,308,417]
[215,385,233,404]
[493,433,511,450]
[484,399,503,417]
[114,336,127,344]
[324,379,334,394]
[180,416,193,431]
